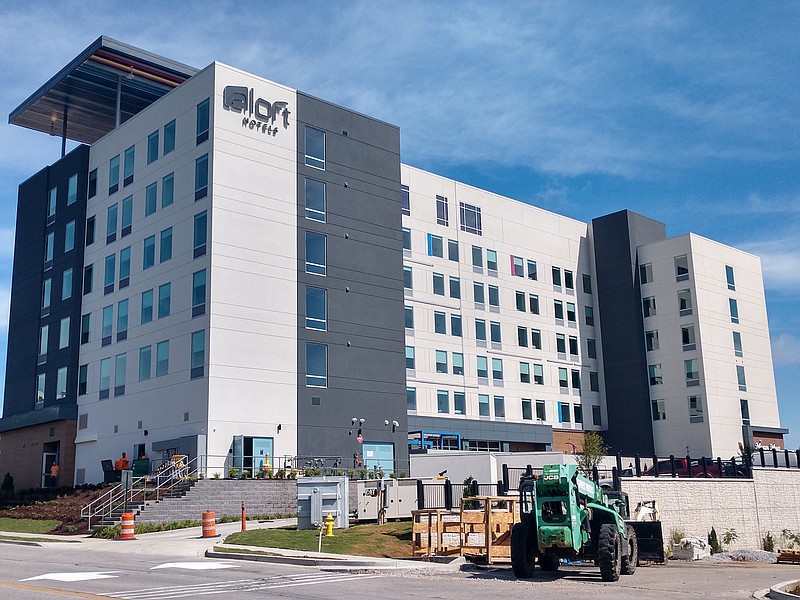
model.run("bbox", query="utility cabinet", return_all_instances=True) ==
[296,476,349,530]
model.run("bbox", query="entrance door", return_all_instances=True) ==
[42,452,57,488]
[362,442,394,474]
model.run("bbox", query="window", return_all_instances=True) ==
[305,286,327,330]
[478,394,490,417]
[646,330,659,351]
[434,311,447,334]
[486,249,498,272]
[404,306,414,329]
[38,324,49,357]
[401,185,410,216]
[454,391,466,415]
[196,98,210,144]
[729,298,739,324]
[571,369,581,390]
[527,260,538,280]
[520,362,530,383]
[103,254,115,294]
[529,294,540,314]
[117,299,128,340]
[115,353,126,396]
[536,399,546,421]
[568,336,578,356]
[587,338,597,359]
[437,390,449,414]
[649,364,663,385]
[682,325,696,349]
[433,273,445,296]
[472,245,483,269]
[675,255,689,280]
[559,402,571,423]
[304,126,325,169]
[109,154,120,194]
[45,232,54,266]
[554,300,564,320]
[305,178,326,221]
[195,154,209,200]
[405,346,415,369]
[192,270,207,317]
[88,169,97,199]
[106,203,118,243]
[305,232,327,275]
[678,289,693,315]
[162,173,174,208]
[490,321,501,344]
[737,365,747,391]
[194,211,207,257]
[566,302,576,323]
[145,183,157,217]
[147,130,159,164]
[518,326,528,347]
[475,319,486,341]
[552,266,562,287]
[590,371,599,392]
[123,145,135,186]
[516,291,526,312]
[564,270,574,290]
[689,395,703,422]
[158,283,171,318]
[449,276,460,299]
[427,234,443,257]
[447,239,459,262]
[36,373,46,407]
[592,405,602,426]
[685,359,699,385]
[477,356,488,378]
[407,387,417,410]
[156,340,170,377]
[522,398,533,420]
[404,266,413,290]
[118,197,132,238]
[119,247,131,288]
[164,119,176,154]
[191,330,205,378]
[61,267,73,300]
[651,400,666,421]
[64,220,75,252]
[451,314,462,337]
[533,363,544,385]
[42,278,51,310]
[531,329,542,350]
[459,202,482,235]
[573,405,583,424]
[139,346,152,381]
[435,350,448,374]
[585,306,595,326]
[142,235,155,270]
[80,314,90,344]
[99,358,111,399]
[141,289,154,324]
[436,195,449,226]
[59,316,70,349]
[556,333,566,353]
[643,296,656,317]
[473,282,485,304]
[733,331,743,357]
[102,305,113,344]
[86,216,95,246]
[639,263,653,284]
[83,265,93,295]
[453,352,464,376]
[740,398,750,423]
[492,357,503,380]
[160,228,173,263]
[402,228,411,251]
[494,396,506,418]
[78,364,88,396]
[488,285,499,307]
[582,274,592,294]
[726,265,736,291]
[512,256,524,277]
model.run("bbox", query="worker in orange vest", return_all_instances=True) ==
[114,452,130,471]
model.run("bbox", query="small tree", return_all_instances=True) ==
[575,432,608,478]
[0,472,13,499]
[708,527,722,554]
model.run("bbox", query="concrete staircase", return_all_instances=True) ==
[90,481,195,529]
[134,478,297,525]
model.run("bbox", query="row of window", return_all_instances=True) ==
[643,293,740,324]
[46,174,79,222]
[646,325,743,357]
[648,361,747,391]
[650,395,706,423]
[640,256,737,291]
[43,220,76,269]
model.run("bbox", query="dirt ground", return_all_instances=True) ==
[0,489,101,534]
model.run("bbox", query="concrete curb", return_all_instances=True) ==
[0,539,42,547]
[764,580,800,600]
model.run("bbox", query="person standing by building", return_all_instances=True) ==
[114,452,130,472]
[49,462,59,488]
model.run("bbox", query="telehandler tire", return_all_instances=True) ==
[621,524,638,575]
[539,555,560,571]
[598,523,622,582]
[511,522,536,578]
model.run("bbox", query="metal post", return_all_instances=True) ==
[616,452,623,473]
[444,480,453,510]
[502,463,510,493]
[759,447,766,467]
[611,466,620,492]
[241,500,246,531]
[416,479,425,510]
[701,457,708,478]
[716,457,724,478]
[115,75,122,127]
[773,448,779,468]
[471,479,479,497]
[634,454,641,477]
[525,464,533,478]
[497,480,504,497]
[592,465,599,483]
[796,449,800,470]
[669,455,677,478]
[653,455,659,478]
[785,449,791,468]
[61,108,68,158]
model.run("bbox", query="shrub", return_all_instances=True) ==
[670,527,686,544]
[763,531,775,552]
[708,527,722,554]
[227,467,240,479]
[722,528,738,548]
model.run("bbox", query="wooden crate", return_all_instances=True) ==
[411,509,461,557]
[459,496,519,564]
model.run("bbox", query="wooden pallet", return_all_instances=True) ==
[777,548,800,564]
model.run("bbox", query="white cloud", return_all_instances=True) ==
[772,333,800,366]
[740,238,800,293]
[0,228,15,260]
[0,284,9,334]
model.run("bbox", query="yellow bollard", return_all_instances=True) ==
[324,513,335,537]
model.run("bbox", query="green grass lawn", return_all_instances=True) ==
[0,518,60,534]
[224,521,412,558]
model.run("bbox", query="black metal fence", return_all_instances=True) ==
[416,479,504,510]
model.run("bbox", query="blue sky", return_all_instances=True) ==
[0,2,798,447]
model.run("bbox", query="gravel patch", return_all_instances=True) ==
[701,550,778,563]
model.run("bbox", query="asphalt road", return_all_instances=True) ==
[0,539,795,599]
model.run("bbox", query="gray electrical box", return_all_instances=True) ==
[296,476,349,530]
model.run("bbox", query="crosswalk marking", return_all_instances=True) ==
[102,572,381,599]
[150,562,240,571]
[22,572,120,583]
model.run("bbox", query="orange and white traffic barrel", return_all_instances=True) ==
[201,510,219,538]
[120,512,135,540]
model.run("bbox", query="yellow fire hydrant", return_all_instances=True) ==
[324,513,335,537]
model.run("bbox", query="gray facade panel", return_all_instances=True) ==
[408,415,553,445]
